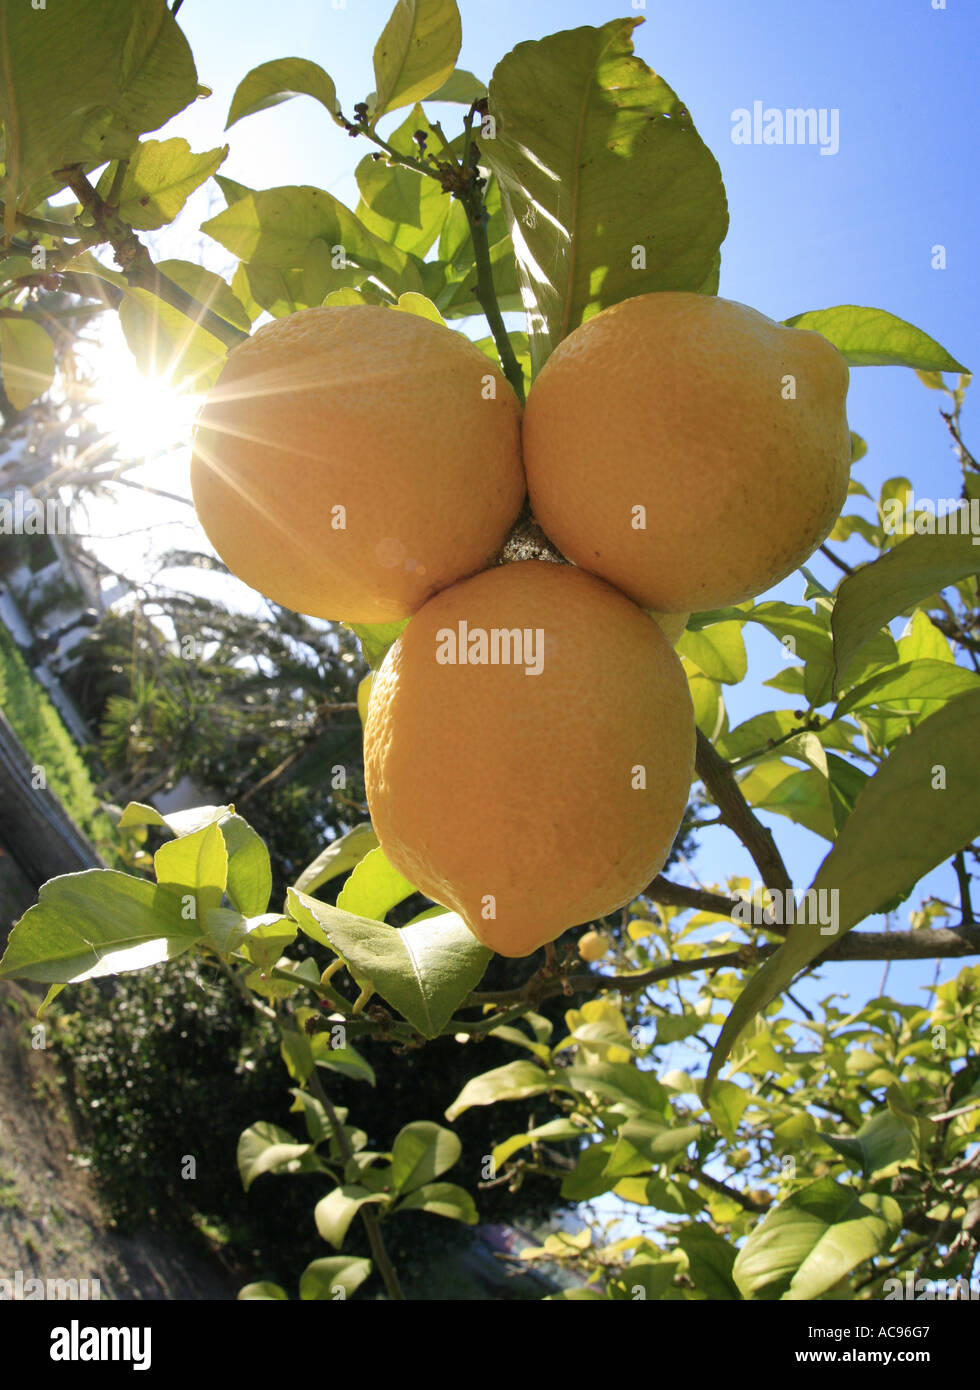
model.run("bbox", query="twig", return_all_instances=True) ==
[819,543,854,575]
[306,1067,405,1300]
[954,850,975,927]
[340,105,525,402]
[55,166,248,351]
[695,730,793,901]
[679,1163,763,1213]
[645,877,741,917]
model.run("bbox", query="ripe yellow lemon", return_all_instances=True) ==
[190,306,525,623]
[522,292,851,612]
[577,930,610,962]
[363,559,696,957]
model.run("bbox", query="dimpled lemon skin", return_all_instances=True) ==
[363,559,696,958]
[522,292,851,612]
[190,306,525,623]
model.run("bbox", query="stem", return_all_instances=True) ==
[695,730,793,901]
[0,200,86,240]
[345,110,525,402]
[267,963,352,1016]
[54,166,249,351]
[463,186,525,402]
[105,158,130,208]
[306,1068,405,1300]
[954,850,975,927]
[819,543,854,575]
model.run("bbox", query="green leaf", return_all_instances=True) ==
[810,688,980,934]
[716,710,801,763]
[236,1122,313,1192]
[561,1141,619,1201]
[831,528,980,685]
[0,870,200,984]
[299,1256,372,1300]
[237,1282,288,1300]
[604,1117,700,1179]
[239,914,296,972]
[354,106,449,256]
[390,1120,461,1193]
[737,761,835,841]
[372,0,462,122]
[216,174,255,207]
[280,1029,314,1083]
[118,288,228,391]
[732,1179,902,1300]
[288,889,490,1037]
[225,57,340,130]
[293,824,379,896]
[0,316,55,410]
[347,619,410,669]
[834,659,980,720]
[741,602,835,707]
[687,672,725,741]
[783,306,967,372]
[677,1224,739,1301]
[485,18,727,370]
[706,1079,751,1142]
[394,291,446,323]
[0,0,198,216]
[425,68,486,104]
[445,1059,562,1121]
[335,846,417,921]
[491,1118,584,1168]
[148,258,251,332]
[396,1181,478,1223]
[153,821,227,920]
[676,623,747,685]
[311,1035,377,1087]
[566,1061,668,1114]
[201,187,418,298]
[705,691,980,1092]
[314,1185,390,1250]
[821,1110,916,1178]
[96,139,227,230]
[219,814,272,917]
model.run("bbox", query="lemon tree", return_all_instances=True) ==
[1,0,977,1306]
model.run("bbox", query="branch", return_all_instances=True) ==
[931,614,980,656]
[462,182,525,402]
[306,1065,405,1300]
[54,166,248,351]
[678,1163,763,1213]
[954,850,976,927]
[819,543,855,575]
[645,876,741,917]
[340,105,525,403]
[0,199,87,241]
[695,730,793,900]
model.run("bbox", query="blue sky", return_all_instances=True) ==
[137,0,980,1013]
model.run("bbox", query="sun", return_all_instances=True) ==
[86,331,203,464]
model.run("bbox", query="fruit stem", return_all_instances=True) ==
[462,182,526,404]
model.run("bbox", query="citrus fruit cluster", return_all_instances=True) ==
[191,293,850,958]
